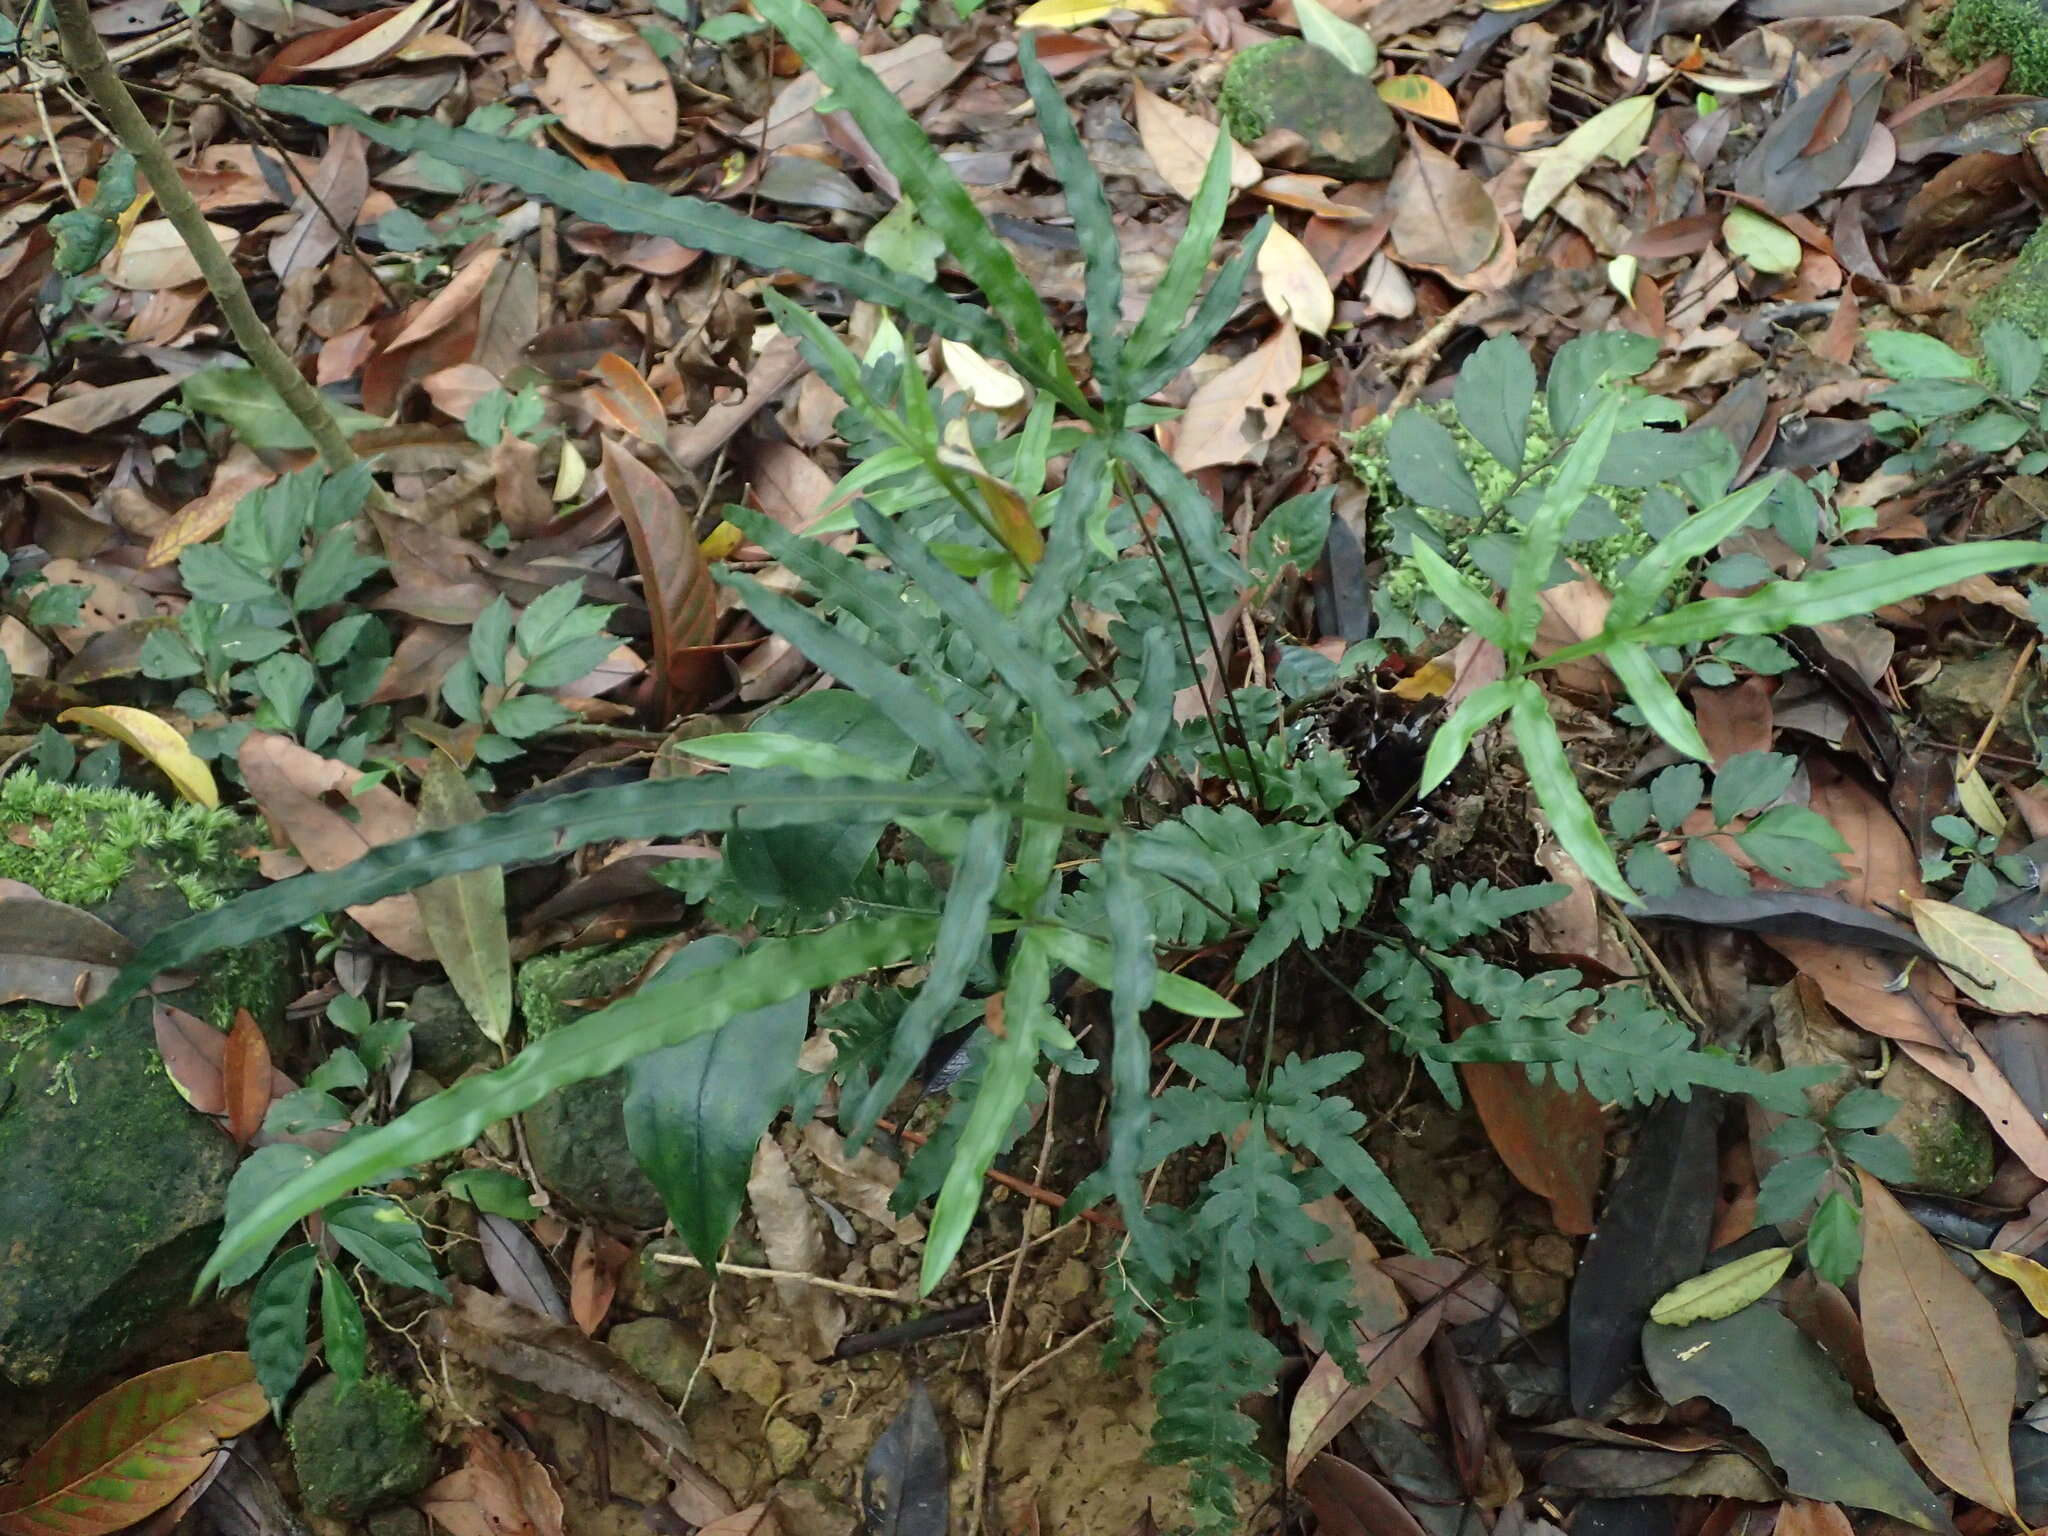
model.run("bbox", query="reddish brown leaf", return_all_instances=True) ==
[570,1226,629,1336]
[1447,993,1604,1233]
[420,1429,564,1536]
[154,1003,295,1117]
[1285,1295,1447,1482]
[222,1007,272,1147]
[1295,1454,1429,1536]
[587,353,668,446]
[511,0,676,149]
[0,1353,268,1536]
[602,439,720,718]
[1387,136,1498,277]
[1774,1500,1856,1536]
[1857,1170,2017,1515]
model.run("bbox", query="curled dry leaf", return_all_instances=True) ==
[747,1136,847,1357]
[1857,1171,2017,1515]
[420,1429,566,1536]
[1170,326,1302,472]
[59,707,218,808]
[1131,83,1261,201]
[602,439,721,717]
[511,0,676,149]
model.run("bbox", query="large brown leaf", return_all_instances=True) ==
[1169,326,1301,472]
[511,0,676,149]
[1387,136,1498,277]
[1858,1170,2017,1516]
[222,1007,273,1147]
[0,1353,267,1536]
[238,732,432,960]
[420,1430,564,1536]
[1448,992,1605,1234]
[601,439,720,719]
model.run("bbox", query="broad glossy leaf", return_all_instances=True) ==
[56,775,1021,1062]
[624,936,810,1268]
[256,87,1007,359]
[1386,411,1483,519]
[0,1353,268,1536]
[414,757,512,1046]
[248,1245,317,1419]
[325,1196,448,1297]
[198,917,937,1293]
[1643,1304,1947,1529]
[1606,642,1710,762]
[318,1258,367,1390]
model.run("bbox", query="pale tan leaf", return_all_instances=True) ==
[1256,224,1334,337]
[1132,83,1261,202]
[108,220,241,291]
[421,1429,565,1536]
[937,339,1027,409]
[20,376,180,433]
[1521,95,1656,221]
[293,0,436,72]
[1170,326,1302,471]
[145,455,277,568]
[1908,898,2048,1014]
[746,1137,845,1357]
[1859,1171,2017,1515]
[512,0,676,149]
[388,248,504,351]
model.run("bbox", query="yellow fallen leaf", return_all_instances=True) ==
[1256,224,1334,338]
[1975,1249,2048,1318]
[1959,769,2006,839]
[553,439,587,502]
[1909,897,2048,1014]
[1521,94,1655,222]
[700,520,744,561]
[1377,74,1461,126]
[58,706,219,808]
[1017,0,1172,24]
[1390,659,1454,700]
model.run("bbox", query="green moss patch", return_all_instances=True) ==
[1947,0,2048,96]
[287,1373,436,1516]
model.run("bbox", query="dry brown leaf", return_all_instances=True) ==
[20,376,180,434]
[1770,938,2048,1180]
[1774,1500,1856,1536]
[237,731,433,960]
[696,1504,780,1536]
[587,352,668,445]
[1858,1171,2017,1515]
[569,1226,629,1336]
[1285,1295,1448,1482]
[387,247,503,351]
[512,0,676,149]
[746,1136,846,1357]
[108,220,241,291]
[748,442,837,531]
[421,1429,565,1536]
[1387,137,1497,276]
[1170,326,1301,472]
[288,0,435,73]
[269,127,369,283]
[1131,83,1261,201]
[145,454,275,568]
[222,1007,272,1147]
[1257,224,1334,337]
[602,439,720,717]
[754,35,964,152]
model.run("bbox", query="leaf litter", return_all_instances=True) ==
[13,0,2048,1528]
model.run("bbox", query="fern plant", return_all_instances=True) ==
[35,6,1963,1523]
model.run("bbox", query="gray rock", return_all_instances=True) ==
[366,1506,430,1536]
[1220,39,1401,182]
[404,984,495,1083]
[607,1316,716,1408]
[1918,650,2039,757]
[516,939,670,1227]
[287,1374,436,1517]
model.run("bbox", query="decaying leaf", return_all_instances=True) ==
[0,1353,268,1536]
[1908,898,2048,1014]
[1858,1171,2017,1515]
[1257,224,1335,337]
[511,0,676,148]
[58,707,217,808]
[420,1429,565,1536]
[222,1007,273,1148]
[1522,96,1656,221]
[1170,326,1302,471]
[746,1136,847,1357]
[860,1384,947,1536]
[413,756,512,1045]
[602,439,721,718]
[1131,83,1261,202]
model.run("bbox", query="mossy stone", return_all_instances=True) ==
[0,783,289,1388]
[1881,1054,1995,1199]
[1917,650,2039,757]
[607,1317,715,1407]
[1220,39,1400,181]
[516,938,669,1227]
[287,1373,436,1517]
[405,983,495,1082]
[1948,0,2048,96]
[1980,223,2048,342]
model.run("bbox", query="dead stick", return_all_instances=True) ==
[49,0,366,477]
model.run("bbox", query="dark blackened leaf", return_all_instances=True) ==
[1573,1497,1676,1536]
[1894,97,2048,162]
[1735,53,1888,213]
[1643,1304,1949,1529]
[478,1212,570,1322]
[862,1383,946,1536]
[2012,1422,2048,1525]
[1626,889,1937,960]
[1980,1017,2048,1129]
[1569,1093,1720,1415]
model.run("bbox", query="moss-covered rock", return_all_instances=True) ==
[1978,223,2048,342]
[1917,649,2040,757]
[516,938,669,1227]
[1881,1054,1995,1199]
[0,778,289,1388]
[607,1317,716,1408]
[1947,0,2048,96]
[1220,39,1399,181]
[287,1373,436,1516]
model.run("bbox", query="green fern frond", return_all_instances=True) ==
[1396,866,1568,946]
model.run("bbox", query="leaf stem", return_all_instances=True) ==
[48,0,367,477]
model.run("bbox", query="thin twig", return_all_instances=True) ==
[649,1252,916,1303]
[48,0,369,478]
[1958,634,2038,782]
[1386,292,1483,414]
[31,86,78,209]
